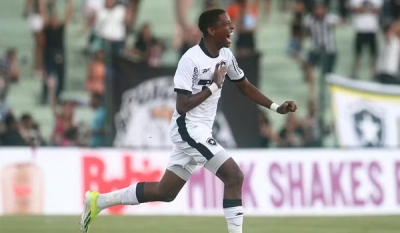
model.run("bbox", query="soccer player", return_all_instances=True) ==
[80,9,297,233]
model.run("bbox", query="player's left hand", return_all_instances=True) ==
[277,101,297,114]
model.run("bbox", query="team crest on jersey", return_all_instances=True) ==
[220,60,227,67]
[207,138,217,146]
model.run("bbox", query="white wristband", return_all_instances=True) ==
[208,83,219,94]
[270,103,279,112]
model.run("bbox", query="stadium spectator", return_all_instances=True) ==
[31,122,47,146]
[173,25,202,58]
[0,113,27,146]
[89,93,106,147]
[19,113,46,146]
[226,0,259,57]
[255,0,273,19]
[175,0,193,30]
[47,78,76,146]
[23,0,46,77]
[41,0,73,104]
[350,0,383,79]
[302,100,321,147]
[258,111,279,147]
[84,0,134,55]
[376,20,400,84]
[19,113,34,144]
[61,127,79,146]
[81,0,105,53]
[132,24,163,64]
[278,113,306,147]
[0,49,20,101]
[147,42,165,67]
[51,100,76,146]
[173,0,203,58]
[286,1,306,71]
[85,50,106,95]
[204,0,219,10]
[303,4,341,100]
[324,0,350,21]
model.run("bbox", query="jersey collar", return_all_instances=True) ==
[199,39,219,58]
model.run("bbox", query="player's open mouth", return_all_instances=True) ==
[227,32,233,43]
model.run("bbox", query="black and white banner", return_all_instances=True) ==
[328,75,400,148]
[111,54,262,148]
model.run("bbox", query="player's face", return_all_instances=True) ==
[105,0,115,8]
[212,13,234,48]
[314,6,326,18]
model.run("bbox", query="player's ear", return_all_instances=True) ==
[207,27,215,36]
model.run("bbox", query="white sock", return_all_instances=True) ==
[96,184,139,210]
[224,206,244,233]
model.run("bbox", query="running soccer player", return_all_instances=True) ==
[80,9,297,233]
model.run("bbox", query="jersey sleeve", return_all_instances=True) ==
[349,0,360,8]
[174,56,197,95]
[303,15,312,29]
[327,14,340,25]
[226,50,245,82]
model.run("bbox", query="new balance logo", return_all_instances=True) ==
[202,68,211,73]
[235,212,244,216]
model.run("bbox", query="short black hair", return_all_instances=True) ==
[6,48,16,56]
[198,9,226,35]
[21,113,32,122]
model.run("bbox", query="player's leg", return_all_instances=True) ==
[80,150,192,233]
[352,32,363,78]
[368,33,378,77]
[204,149,244,233]
[97,169,186,208]
[80,169,186,232]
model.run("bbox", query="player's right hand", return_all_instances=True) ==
[213,62,227,88]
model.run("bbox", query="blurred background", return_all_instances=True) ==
[1,0,399,149]
[1,0,400,232]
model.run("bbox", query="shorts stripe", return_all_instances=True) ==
[176,115,214,160]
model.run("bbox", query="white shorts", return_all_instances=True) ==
[167,123,230,181]
[28,14,44,33]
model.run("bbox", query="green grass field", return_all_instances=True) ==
[0,216,399,233]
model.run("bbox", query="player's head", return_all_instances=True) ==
[6,48,16,60]
[198,9,234,48]
[313,3,326,18]
[105,0,116,8]
[20,113,33,129]
[49,12,60,27]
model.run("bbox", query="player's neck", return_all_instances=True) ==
[200,38,220,58]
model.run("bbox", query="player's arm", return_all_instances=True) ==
[63,0,74,25]
[234,78,296,114]
[176,62,225,115]
[226,52,296,114]
[176,90,211,115]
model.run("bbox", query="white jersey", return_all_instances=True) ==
[169,40,245,143]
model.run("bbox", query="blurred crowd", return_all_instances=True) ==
[1,0,400,148]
